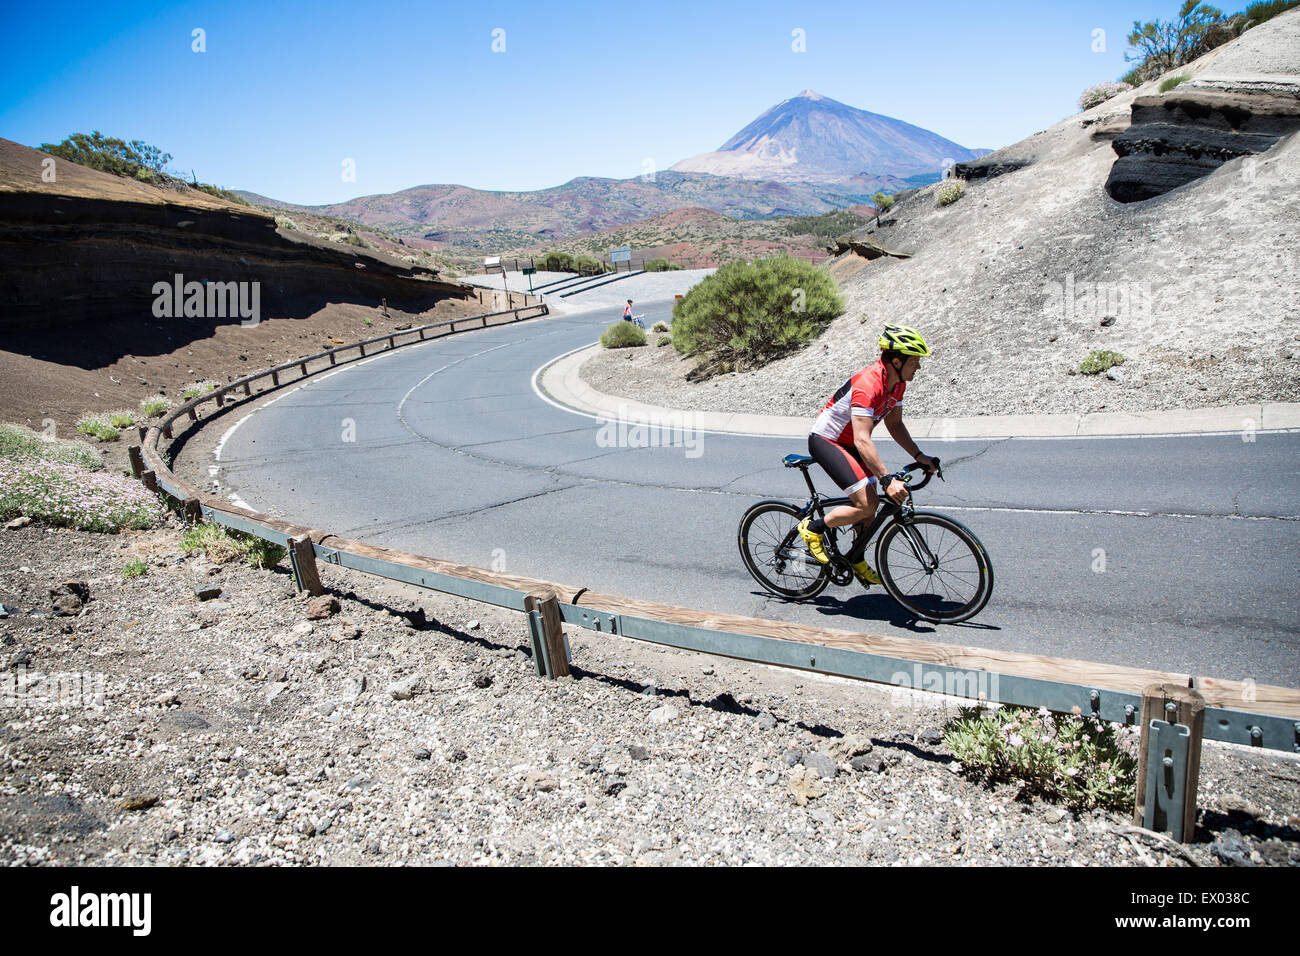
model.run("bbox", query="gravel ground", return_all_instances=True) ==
[2,521,1297,866]
[578,16,1300,420]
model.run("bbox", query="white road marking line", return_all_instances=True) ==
[935,504,1299,521]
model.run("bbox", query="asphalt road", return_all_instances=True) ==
[215,298,1300,686]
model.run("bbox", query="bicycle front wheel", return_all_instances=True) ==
[738,500,830,601]
[875,511,993,623]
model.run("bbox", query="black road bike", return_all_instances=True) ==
[737,455,994,623]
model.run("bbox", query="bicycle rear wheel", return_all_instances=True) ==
[875,511,993,623]
[738,500,830,600]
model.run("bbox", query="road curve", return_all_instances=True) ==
[213,299,1300,686]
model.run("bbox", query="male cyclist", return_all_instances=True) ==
[798,325,937,586]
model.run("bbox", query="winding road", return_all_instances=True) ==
[212,298,1300,686]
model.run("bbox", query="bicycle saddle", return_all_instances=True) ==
[782,454,814,468]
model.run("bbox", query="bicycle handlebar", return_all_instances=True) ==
[889,458,942,494]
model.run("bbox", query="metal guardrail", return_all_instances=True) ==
[133,300,1300,758]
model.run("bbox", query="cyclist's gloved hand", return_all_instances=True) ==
[915,453,938,475]
[882,477,907,503]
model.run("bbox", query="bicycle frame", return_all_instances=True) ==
[791,468,938,571]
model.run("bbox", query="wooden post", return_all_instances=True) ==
[187,407,198,422]
[359,344,365,357]
[288,535,325,596]
[127,445,144,479]
[162,423,172,439]
[1134,682,1205,843]
[524,591,570,679]
[181,497,203,523]
[243,382,252,396]
[300,361,307,375]
[388,335,395,348]
[140,469,158,493]
[329,352,337,365]
[271,370,280,386]
[136,425,148,443]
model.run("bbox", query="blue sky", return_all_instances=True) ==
[1,0,1179,204]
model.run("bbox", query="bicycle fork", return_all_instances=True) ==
[893,516,939,572]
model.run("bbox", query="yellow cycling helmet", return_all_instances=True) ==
[878,325,931,357]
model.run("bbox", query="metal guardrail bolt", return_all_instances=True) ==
[1124,704,1136,720]
[1165,701,1177,717]
[1162,756,1174,769]
[1250,726,1262,743]
[1089,690,1100,710]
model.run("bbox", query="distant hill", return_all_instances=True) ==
[502,205,873,266]
[671,89,986,184]
[239,170,892,251]
[239,90,991,255]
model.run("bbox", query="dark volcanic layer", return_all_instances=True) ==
[1106,89,1300,202]
[0,137,482,428]
[0,193,469,335]
[0,138,471,342]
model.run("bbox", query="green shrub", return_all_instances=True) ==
[180,521,286,569]
[1079,350,1125,374]
[0,423,102,470]
[574,254,613,275]
[1243,0,1300,25]
[180,380,218,400]
[108,410,136,429]
[244,537,287,569]
[122,559,148,579]
[651,321,669,332]
[340,232,368,248]
[657,334,672,347]
[140,394,172,418]
[600,321,647,349]
[936,180,966,207]
[76,416,119,442]
[670,256,843,373]
[1119,65,1145,87]
[944,706,1137,811]
[779,209,871,239]
[642,258,681,272]
[1078,82,1131,110]
[1159,74,1190,92]
[0,458,164,532]
[534,251,576,273]
[39,131,172,180]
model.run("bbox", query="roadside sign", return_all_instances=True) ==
[610,245,631,263]
[484,256,503,274]
[522,267,536,275]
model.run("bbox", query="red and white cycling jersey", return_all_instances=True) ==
[811,360,905,446]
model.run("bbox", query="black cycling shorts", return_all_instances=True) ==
[808,433,877,496]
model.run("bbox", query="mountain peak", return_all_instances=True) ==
[670,91,981,185]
